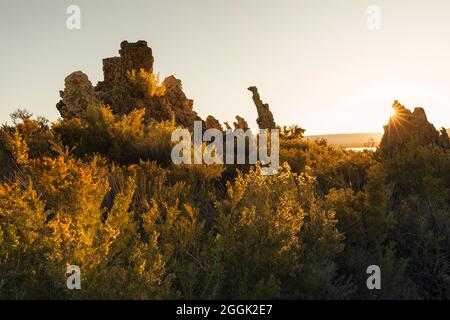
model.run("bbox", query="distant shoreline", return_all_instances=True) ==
[305,129,450,148]
[304,132,383,148]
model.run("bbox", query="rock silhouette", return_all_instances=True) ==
[380,100,449,155]
[248,86,276,129]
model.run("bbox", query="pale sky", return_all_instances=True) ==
[1,0,450,135]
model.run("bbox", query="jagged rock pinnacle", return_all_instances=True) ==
[205,115,223,131]
[233,116,249,130]
[380,100,449,155]
[248,86,276,130]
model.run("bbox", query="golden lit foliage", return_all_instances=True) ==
[54,105,179,165]
[1,128,29,165]
[0,158,175,299]
[214,164,346,299]
[127,69,166,98]
[0,181,50,298]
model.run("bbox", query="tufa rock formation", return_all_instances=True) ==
[162,76,200,128]
[440,128,450,149]
[57,41,277,132]
[233,116,250,131]
[380,100,449,155]
[96,40,155,115]
[205,115,223,131]
[56,71,100,120]
[58,40,200,128]
[248,86,276,129]
[224,122,232,130]
[226,86,276,133]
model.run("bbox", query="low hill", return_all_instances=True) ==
[305,132,383,148]
[306,128,449,149]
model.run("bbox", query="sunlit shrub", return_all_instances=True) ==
[128,69,166,98]
[213,164,348,299]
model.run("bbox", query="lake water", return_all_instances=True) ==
[345,147,377,152]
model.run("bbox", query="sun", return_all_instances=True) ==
[388,108,397,118]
